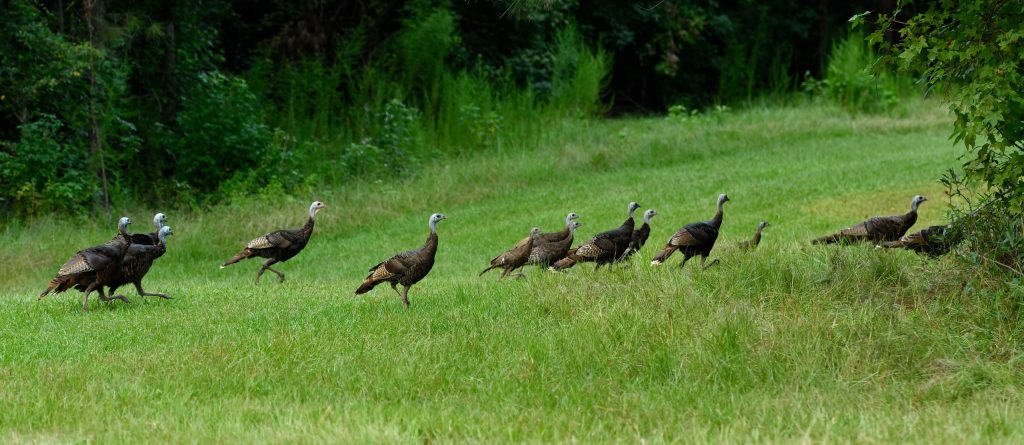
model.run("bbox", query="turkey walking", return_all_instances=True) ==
[355,213,447,308]
[90,226,175,301]
[812,195,926,245]
[619,209,657,261]
[527,212,581,266]
[131,213,167,245]
[879,224,955,256]
[651,194,729,270]
[550,202,640,271]
[737,221,769,251]
[220,201,326,283]
[480,227,541,279]
[39,217,133,310]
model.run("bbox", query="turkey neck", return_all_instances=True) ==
[622,216,635,231]
[903,207,918,228]
[299,215,316,238]
[751,227,763,246]
[423,229,439,256]
[711,203,725,228]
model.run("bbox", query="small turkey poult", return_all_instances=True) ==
[812,195,926,245]
[737,221,769,251]
[480,227,542,280]
[220,201,326,283]
[356,213,446,308]
[39,216,134,311]
[651,194,729,270]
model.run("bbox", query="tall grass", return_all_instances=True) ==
[805,31,917,113]
[240,13,612,192]
[5,101,1022,443]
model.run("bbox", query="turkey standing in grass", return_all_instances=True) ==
[220,201,327,283]
[812,195,926,245]
[480,227,542,279]
[527,213,581,266]
[619,209,657,261]
[550,202,640,271]
[879,225,955,256]
[651,194,729,270]
[356,213,447,308]
[89,226,175,301]
[39,217,133,310]
[737,221,769,251]
[131,213,167,245]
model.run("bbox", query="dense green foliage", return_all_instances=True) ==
[1,0,898,216]
[7,103,1023,443]
[864,0,1024,272]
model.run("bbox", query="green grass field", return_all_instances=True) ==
[3,102,1022,443]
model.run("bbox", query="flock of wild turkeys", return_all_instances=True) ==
[39,194,953,310]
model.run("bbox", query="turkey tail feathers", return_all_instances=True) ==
[221,249,252,268]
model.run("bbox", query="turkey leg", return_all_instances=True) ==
[133,282,171,299]
[400,286,411,308]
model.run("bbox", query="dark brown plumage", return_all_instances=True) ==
[86,226,174,301]
[737,221,769,251]
[812,195,926,245]
[879,225,955,256]
[220,201,326,283]
[619,209,656,261]
[39,217,133,310]
[536,212,580,243]
[550,202,640,271]
[480,227,541,279]
[130,213,167,246]
[651,194,729,270]
[355,213,447,308]
[527,213,581,266]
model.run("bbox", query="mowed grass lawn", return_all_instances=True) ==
[3,102,1022,443]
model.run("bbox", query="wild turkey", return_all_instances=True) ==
[355,213,447,308]
[550,202,640,271]
[480,227,541,279]
[220,201,327,283]
[879,225,955,256]
[651,194,730,270]
[812,195,926,245]
[528,220,583,267]
[91,226,175,301]
[130,212,167,245]
[619,209,657,261]
[527,212,581,266]
[39,216,133,310]
[737,221,769,251]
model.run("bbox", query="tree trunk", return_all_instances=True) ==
[160,0,178,123]
[816,0,829,76]
[84,0,111,213]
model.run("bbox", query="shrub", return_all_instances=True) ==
[802,31,903,113]
[172,71,273,193]
[0,115,96,215]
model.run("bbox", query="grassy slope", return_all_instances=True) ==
[2,103,1022,443]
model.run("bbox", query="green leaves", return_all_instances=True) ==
[873,0,1024,212]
